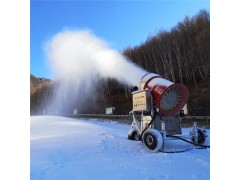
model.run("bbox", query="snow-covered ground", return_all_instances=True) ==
[31,116,210,180]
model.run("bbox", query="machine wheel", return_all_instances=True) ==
[142,129,163,152]
[128,129,140,141]
[192,129,206,145]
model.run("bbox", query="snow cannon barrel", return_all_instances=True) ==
[139,73,189,115]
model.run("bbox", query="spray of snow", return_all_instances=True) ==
[44,30,147,114]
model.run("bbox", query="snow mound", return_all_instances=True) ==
[31,116,210,179]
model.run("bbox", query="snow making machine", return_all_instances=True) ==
[127,73,208,152]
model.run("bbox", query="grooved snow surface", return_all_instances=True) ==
[31,116,210,180]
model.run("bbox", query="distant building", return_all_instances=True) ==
[105,107,115,115]
[73,109,78,115]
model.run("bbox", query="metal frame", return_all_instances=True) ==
[128,90,201,151]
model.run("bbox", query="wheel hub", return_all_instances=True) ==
[146,135,154,145]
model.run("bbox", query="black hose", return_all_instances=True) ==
[166,134,210,148]
[159,147,207,153]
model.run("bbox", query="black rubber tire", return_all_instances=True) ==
[192,129,206,145]
[128,131,140,141]
[142,129,163,152]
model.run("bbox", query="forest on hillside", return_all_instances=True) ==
[127,10,209,87]
[31,10,210,116]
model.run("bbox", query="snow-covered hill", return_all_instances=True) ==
[31,116,210,180]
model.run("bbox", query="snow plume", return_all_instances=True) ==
[44,30,147,114]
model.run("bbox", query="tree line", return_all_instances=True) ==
[123,10,210,87]
[100,9,210,115]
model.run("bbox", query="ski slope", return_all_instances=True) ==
[31,116,210,180]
